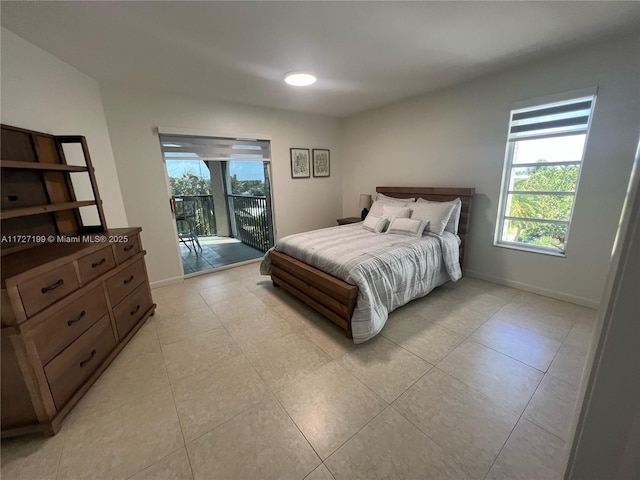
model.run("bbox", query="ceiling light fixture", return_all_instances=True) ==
[284,72,317,87]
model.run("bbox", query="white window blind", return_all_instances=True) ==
[159,134,271,161]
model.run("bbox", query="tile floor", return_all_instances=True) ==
[1,263,597,480]
[181,237,265,274]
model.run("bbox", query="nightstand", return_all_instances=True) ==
[337,217,362,225]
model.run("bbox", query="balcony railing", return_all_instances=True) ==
[174,194,273,253]
[229,195,273,252]
[174,195,216,237]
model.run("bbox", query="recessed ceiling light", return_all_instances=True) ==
[284,72,317,87]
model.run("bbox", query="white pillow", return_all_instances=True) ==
[386,217,427,237]
[382,204,412,224]
[362,214,388,233]
[376,193,416,203]
[410,202,456,236]
[417,197,462,234]
[370,199,407,216]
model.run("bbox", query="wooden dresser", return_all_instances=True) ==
[1,125,155,437]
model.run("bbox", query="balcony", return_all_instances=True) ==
[174,194,272,273]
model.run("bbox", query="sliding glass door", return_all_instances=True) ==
[161,134,274,275]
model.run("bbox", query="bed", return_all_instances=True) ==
[263,187,475,343]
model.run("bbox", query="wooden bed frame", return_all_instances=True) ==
[270,187,475,338]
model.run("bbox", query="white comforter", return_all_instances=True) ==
[260,223,462,343]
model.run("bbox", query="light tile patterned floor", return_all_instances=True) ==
[1,263,597,480]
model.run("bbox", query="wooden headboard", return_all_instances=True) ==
[376,187,475,270]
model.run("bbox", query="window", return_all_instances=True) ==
[495,90,596,255]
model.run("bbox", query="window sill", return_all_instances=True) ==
[494,241,566,258]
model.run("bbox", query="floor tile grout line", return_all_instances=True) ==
[432,292,565,374]
[386,402,482,480]
[544,322,587,380]
[521,413,568,444]
[463,337,553,374]
[391,339,538,479]
[273,358,392,463]
[375,329,427,357]
[417,308,489,339]
[520,369,578,442]
[182,280,280,446]
[271,393,324,474]
[481,366,552,480]
[317,463,338,480]
[328,360,391,409]
[321,406,391,476]
[181,394,274,449]
[148,315,196,480]
[52,433,67,480]
[123,446,187,480]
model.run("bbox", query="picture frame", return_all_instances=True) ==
[290,148,310,178]
[312,149,330,177]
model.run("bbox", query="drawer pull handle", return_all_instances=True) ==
[130,304,141,316]
[123,275,134,285]
[124,244,135,252]
[79,349,97,368]
[67,310,86,326]
[41,279,64,294]
[91,258,106,268]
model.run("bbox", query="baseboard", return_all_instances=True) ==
[150,276,184,289]
[465,270,600,309]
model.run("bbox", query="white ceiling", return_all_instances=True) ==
[2,1,639,118]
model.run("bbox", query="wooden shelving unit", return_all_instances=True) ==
[0,160,89,172]
[1,124,107,253]
[0,201,98,220]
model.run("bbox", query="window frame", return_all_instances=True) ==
[494,89,597,256]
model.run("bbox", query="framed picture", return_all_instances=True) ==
[290,148,310,178]
[312,149,330,177]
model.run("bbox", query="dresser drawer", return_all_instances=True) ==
[18,264,79,317]
[113,283,152,340]
[43,315,115,410]
[106,259,146,306]
[114,234,141,264]
[32,286,108,365]
[77,246,115,285]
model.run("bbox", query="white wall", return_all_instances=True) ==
[100,85,343,285]
[0,28,127,227]
[342,32,640,306]
[565,146,639,479]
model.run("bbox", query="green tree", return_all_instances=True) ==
[510,164,578,247]
[229,173,265,196]
[169,173,211,196]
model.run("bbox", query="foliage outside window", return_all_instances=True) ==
[495,92,596,255]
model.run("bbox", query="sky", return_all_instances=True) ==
[513,134,586,164]
[166,160,264,181]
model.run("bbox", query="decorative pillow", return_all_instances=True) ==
[376,193,416,203]
[386,217,427,237]
[362,214,388,233]
[382,204,412,223]
[417,197,462,234]
[410,201,456,236]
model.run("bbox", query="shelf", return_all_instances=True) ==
[1,201,97,220]
[0,160,89,172]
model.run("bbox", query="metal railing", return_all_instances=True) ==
[174,195,216,237]
[174,194,273,253]
[229,195,273,252]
